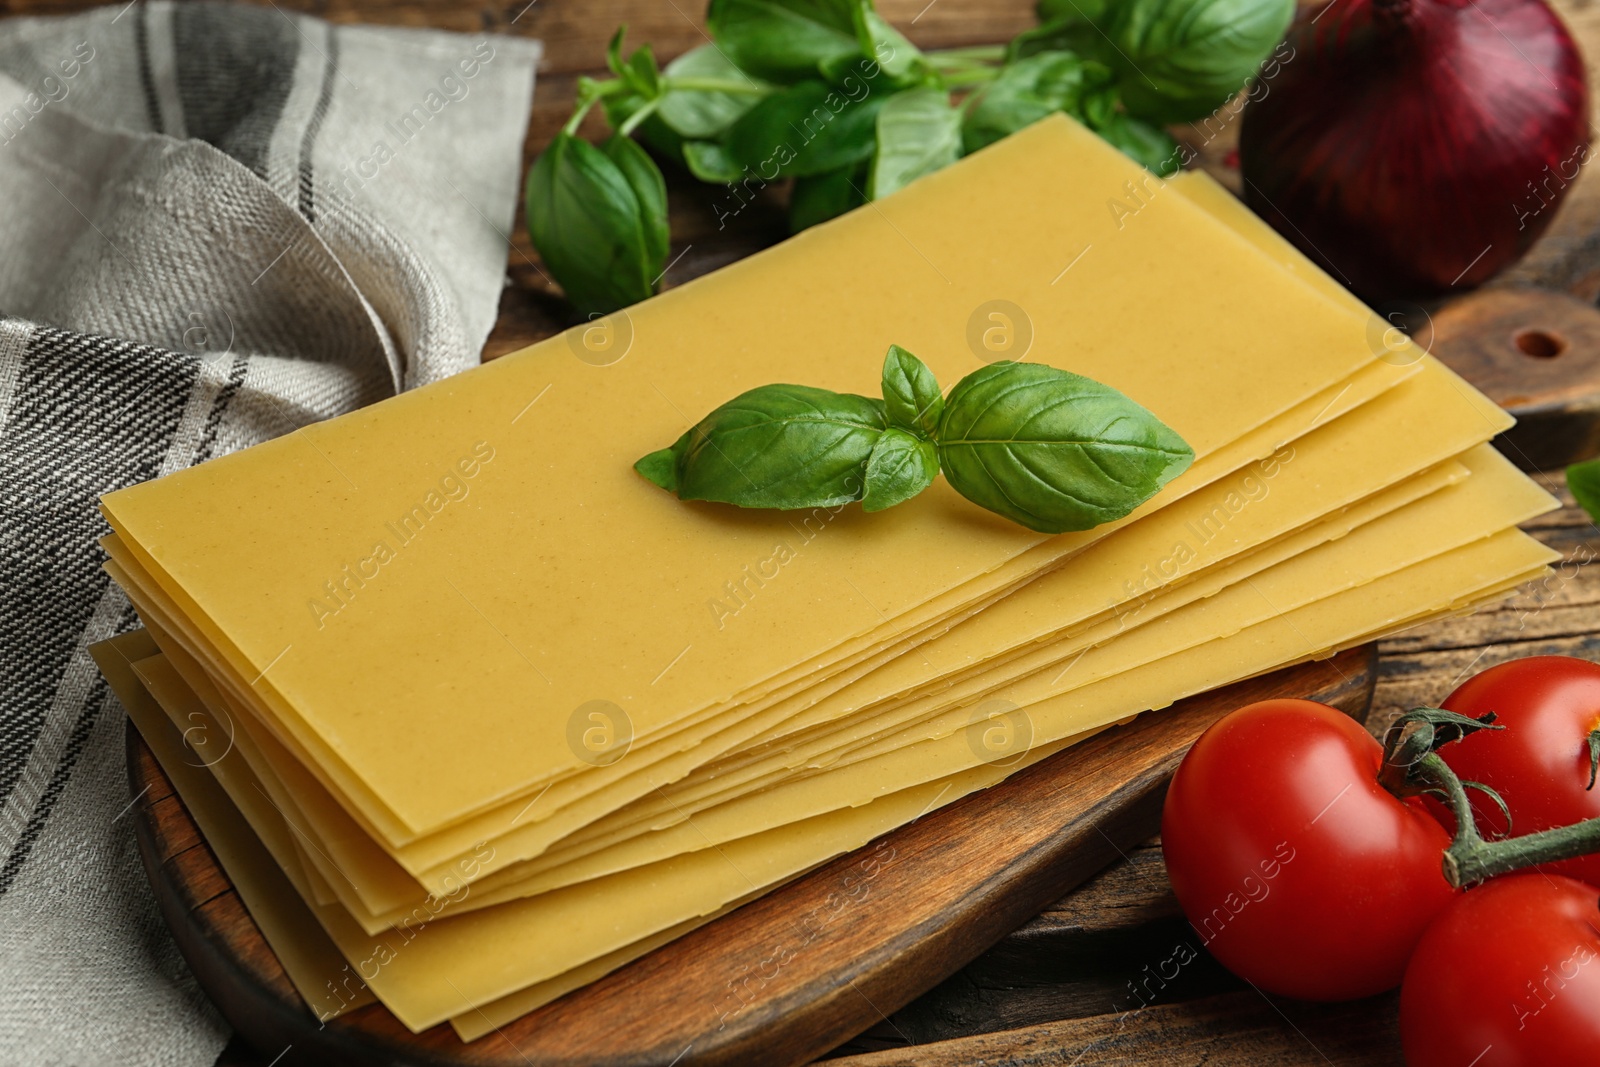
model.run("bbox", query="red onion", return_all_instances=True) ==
[1239,0,1590,302]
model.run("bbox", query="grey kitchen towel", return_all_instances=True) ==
[0,4,540,1065]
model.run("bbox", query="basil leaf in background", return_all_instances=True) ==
[658,45,772,138]
[1568,458,1600,524]
[707,0,867,83]
[869,87,961,198]
[1045,0,1295,124]
[599,133,670,272]
[726,79,886,178]
[1090,109,1180,175]
[961,51,1115,154]
[880,344,943,437]
[636,384,888,509]
[1036,0,1108,19]
[606,27,662,99]
[605,26,629,76]
[1019,1,1111,57]
[525,132,659,316]
[936,362,1194,533]
[862,428,940,511]
[855,9,924,80]
[628,45,662,98]
[683,140,744,183]
[788,163,867,231]
[1078,81,1117,129]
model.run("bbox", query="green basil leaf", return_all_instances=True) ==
[880,344,942,437]
[599,133,670,272]
[855,9,924,80]
[607,27,662,99]
[658,45,771,138]
[683,140,744,183]
[1079,82,1117,129]
[961,52,1115,154]
[788,163,867,231]
[606,26,629,77]
[936,362,1194,533]
[707,0,865,83]
[627,43,662,98]
[862,427,939,511]
[525,132,658,316]
[637,383,887,508]
[635,446,679,492]
[1089,109,1180,176]
[1042,0,1294,124]
[1568,458,1600,524]
[869,87,962,198]
[725,79,886,178]
[1023,1,1112,55]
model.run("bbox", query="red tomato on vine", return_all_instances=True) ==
[1401,874,1600,1067]
[1162,698,1457,1001]
[1433,655,1600,887]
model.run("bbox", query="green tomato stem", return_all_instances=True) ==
[1380,708,1600,887]
[1418,752,1600,887]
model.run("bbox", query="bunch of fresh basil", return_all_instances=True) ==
[636,347,1194,534]
[527,0,1293,316]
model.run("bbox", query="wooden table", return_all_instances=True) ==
[15,0,1600,1062]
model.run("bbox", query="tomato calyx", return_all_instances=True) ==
[1377,707,1507,813]
[1382,707,1600,887]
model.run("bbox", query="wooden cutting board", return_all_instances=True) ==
[130,647,1375,1067]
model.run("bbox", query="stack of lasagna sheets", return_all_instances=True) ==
[91,115,1558,1037]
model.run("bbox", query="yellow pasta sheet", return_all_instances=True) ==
[327,447,1561,917]
[126,644,1083,1032]
[103,384,1445,920]
[249,355,1521,901]
[122,528,1552,1031]
[103,642,800,1034]
[100,113,1392,847]
[97,355,1416,897]
[426,455,1471,901]
[122,447,1546,936]
[116,448,1448,930]
[91,631,375,1023]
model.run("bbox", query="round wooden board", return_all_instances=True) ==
[128,644,1376,1067]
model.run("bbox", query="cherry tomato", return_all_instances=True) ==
[1162,698,1457,1001]
[1433,655,1600,887]
[1401,874,1600,1067]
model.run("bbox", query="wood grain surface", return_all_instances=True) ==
[131,645,1376,1067]
[18,0,1596,1062]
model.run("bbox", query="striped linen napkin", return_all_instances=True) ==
[0,4,539,1064]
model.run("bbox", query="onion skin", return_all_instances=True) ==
[1239,0,1590,303]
